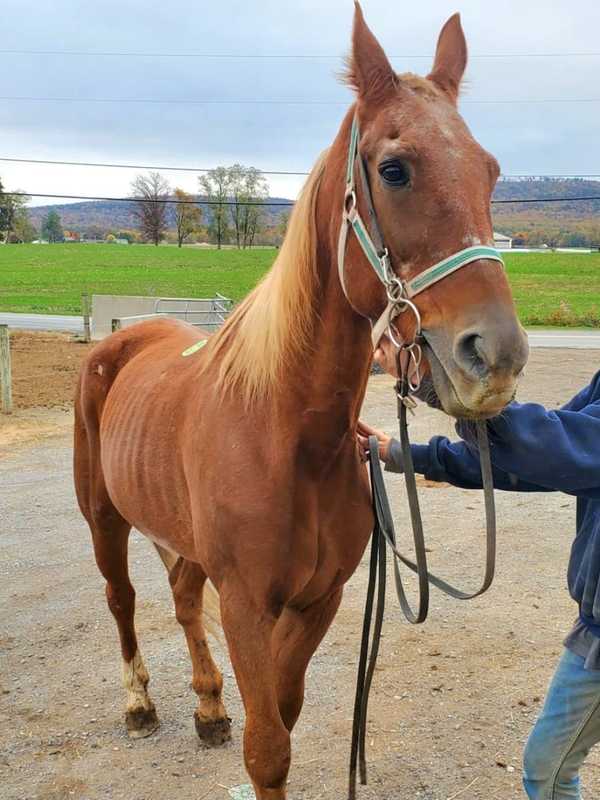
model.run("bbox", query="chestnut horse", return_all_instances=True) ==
[74,5,528,798]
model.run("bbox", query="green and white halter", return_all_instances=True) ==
[337,114,504,353]
[343,114,502,800]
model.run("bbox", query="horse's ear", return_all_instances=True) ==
[427,13,467,103]
[344,1,396,102]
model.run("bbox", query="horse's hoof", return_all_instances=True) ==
[126,706,160,739]
[194,712,232,746]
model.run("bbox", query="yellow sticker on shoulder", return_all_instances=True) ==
[182,339,208,357]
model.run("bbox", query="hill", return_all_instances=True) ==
[491,179,600,247]
[28,196,291,238]
[27,178,600,246]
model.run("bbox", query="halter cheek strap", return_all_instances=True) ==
[337,114,505,350]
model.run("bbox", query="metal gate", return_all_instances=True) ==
[111,294,233,333]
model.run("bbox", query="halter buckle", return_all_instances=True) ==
[344,189,357,216]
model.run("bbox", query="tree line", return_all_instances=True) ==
[0,163,274,247]
[6,166,600,249]
[130,164,270,248]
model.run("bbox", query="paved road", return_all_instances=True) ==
[0,312,84,334]
[526,329,600,349]
[1,312,600,349]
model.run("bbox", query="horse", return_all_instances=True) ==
[73,5,529,798]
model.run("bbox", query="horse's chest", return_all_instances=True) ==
[315,464,373,578]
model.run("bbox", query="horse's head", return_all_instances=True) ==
[337,3,528,419]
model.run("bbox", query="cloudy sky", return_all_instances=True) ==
[2,0,600,206]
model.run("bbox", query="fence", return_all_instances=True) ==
[0,324,12,414]
[110,294,233,333]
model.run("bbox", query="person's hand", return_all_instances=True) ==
[357,420,392,463]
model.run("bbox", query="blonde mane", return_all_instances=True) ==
[204,151,328,403]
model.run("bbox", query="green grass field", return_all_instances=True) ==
[0,244,599,327]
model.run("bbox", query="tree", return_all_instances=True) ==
[0,177,8,242]
[84,224,105,241]
[131,171,170,246]
[228,165,269,249]
[174,188,202,247]
[116,230,137,243]
[11,212,37,243]
[41,209,64,243]
[0,181,32,243]
[277,211,291,246]
[199,168,230,249]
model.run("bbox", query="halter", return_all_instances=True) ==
[343,113,502,800]
[337,113,504,379]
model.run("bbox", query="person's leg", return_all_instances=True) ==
[523,648,600,799]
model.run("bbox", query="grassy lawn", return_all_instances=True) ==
[503,252,600,327]
[0,244,276,315]
[0,244,599,327]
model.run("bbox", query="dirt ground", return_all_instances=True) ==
[2,337,600,800]
[7,332,93,411]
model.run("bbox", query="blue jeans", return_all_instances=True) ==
[523,648,600,799]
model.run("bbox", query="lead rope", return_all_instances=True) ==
[348,372,497,800]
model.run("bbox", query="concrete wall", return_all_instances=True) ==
[91,295,159,339]
[91,295,233,339]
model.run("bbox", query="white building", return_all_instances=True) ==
[493,231,513,250]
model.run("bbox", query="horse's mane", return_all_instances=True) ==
[204,151,328,403]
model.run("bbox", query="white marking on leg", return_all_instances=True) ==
[122,650,153,713]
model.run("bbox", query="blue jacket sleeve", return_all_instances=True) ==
[412,371,600,498]
[561,370,600,412]
[411,439,551,492]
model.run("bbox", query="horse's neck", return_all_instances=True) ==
[296,248,374,437]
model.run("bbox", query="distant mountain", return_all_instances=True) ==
[27,178,600,244]
[493,178,600,217]
[28,196,292,237]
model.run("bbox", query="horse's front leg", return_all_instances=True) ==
[219,581,290,800]
[272,588,343,732]
[168,557,231,745]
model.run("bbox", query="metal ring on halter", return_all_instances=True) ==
[385,277,406,305]
[386,321,404,349]
[392,296,423,335]
[391,338,423,403]
[404,342,423,392]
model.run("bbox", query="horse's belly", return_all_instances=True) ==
[100,368,197,560]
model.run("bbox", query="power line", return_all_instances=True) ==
[0,156,311,176]
[0,95,345,106]
[2,48,600,59]
[493,195,600,204]
[6,191,600,207]
[3,156,600,180]
[2,94,600,106]
[5,191,295,207]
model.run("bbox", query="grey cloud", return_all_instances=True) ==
[2,0,599,204]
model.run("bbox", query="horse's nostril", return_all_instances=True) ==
[454,325,529,380]
[455,332,489,378]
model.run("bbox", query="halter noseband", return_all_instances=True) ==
[337,114,505,374]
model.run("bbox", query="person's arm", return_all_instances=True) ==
[386,435,549,491]
[561,370,600,412]
[452,394,600,497]
[360,374,600,497]
[359,422,544,490]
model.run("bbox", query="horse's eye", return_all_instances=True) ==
[378,160,410,188]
